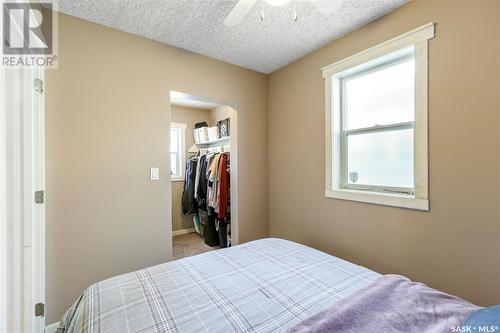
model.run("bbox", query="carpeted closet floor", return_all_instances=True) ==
[172,233,218,260]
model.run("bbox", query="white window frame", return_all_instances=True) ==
[170,122,187,182]
[322,23,435,211]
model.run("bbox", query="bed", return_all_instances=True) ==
[58,238,483,333]
[57,238,380,333]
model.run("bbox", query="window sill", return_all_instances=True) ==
[325,188,429,211]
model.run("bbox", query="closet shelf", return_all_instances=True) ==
[196,136,231,147]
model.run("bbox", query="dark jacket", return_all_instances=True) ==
[196,155,208,211]
[182,156,198,214]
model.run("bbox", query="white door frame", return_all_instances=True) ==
[0,67,10,333]
[29,67,46,333]
[0,66,46,333]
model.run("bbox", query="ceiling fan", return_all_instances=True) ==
[223,0,343,26]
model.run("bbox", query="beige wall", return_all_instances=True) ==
[497,3,500,295]
[45,13,268,323]
[171,105,210,232]
[268,0,500,306]
[210,105,231,127]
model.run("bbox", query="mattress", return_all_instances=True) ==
[57,238,380,333]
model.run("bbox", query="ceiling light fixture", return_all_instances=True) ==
[265,0,291,7]
[224,0,343,27]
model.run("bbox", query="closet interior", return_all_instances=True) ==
[170,92,235,260]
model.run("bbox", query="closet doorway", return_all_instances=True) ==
[169,91,238,260]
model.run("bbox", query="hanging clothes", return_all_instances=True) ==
[181,156,198,215]
[190,148,231,248]
[217,153,230,219]
[194,152,203,199]
[196,154,208,211]
[207,154,222,212]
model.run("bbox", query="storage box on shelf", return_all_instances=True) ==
[207,126,219,141]
[193,127,209,144]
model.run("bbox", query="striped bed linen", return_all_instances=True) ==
[57,238,380,333]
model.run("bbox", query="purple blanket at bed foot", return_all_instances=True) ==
[286,274,481,333]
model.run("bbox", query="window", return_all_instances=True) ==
[323,23,434,210]
[170,122,186,181]
[342,52,415,192]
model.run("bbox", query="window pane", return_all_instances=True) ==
[170,129,179,153]
[347,128,413,188]
[171,152,178,176]
[345,59,415,130]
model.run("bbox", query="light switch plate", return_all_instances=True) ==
[150,167,160,180]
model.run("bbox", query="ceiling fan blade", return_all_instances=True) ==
[310,0,343,15]
[223,0,258,27]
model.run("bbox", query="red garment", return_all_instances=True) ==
[218,154,229,219]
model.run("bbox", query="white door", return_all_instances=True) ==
[0,67,45,333]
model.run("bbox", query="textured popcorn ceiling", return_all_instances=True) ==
[53,0,408,74]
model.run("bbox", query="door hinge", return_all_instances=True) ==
[34,78,44,94]
[35,303,45,317]
[34,190,44,204]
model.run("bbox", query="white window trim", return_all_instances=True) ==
[170,122,187,182]
[323,22,435,211]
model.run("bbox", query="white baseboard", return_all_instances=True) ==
[172,228,196,236]
[45,322,59,333]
